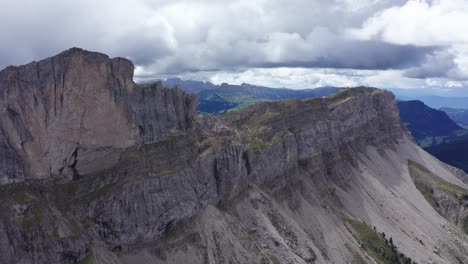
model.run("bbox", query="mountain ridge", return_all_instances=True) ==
[0,48,197,183]
[396,102,468,173]
[397,100,468,148]
[441,107,468,127]
[160,78,342,114]
[1,49,468,264]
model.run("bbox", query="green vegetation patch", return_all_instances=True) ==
[408,160,468,235]
[200,91,269,114]
[417,137,434,149]
[416,130,468,148]
[417,136,448,148]
[237,109,285,150]
[341,213,417,264]
[13,189,28,205]
[408,160,468,204]
[0,183,38,206]
[413,181,439,209]
[331,96,355,107]
[223,108,241,116]
[227,94,266,108]
[240,130,282,150]
[20,205,43,230]
[326,88,351,99]
[0,183,45,230]
[77,254,93,264]
[453,129,468,137]
[244,109,281,128]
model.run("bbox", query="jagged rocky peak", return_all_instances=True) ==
[220,87,402,148]
[2,49,468,264]
[0,48,197,184]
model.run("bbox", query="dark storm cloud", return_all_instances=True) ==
[404,51,462,79]
[0,0,177,68]
[0,0,464,86]
[136,26,437,75]
[257,41,436,70]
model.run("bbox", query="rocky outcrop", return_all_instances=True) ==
[1,49,468,264]
[0,48,197,184]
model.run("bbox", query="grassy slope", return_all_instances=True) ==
[341,213,417,264]
[198,86,341,114]
[408,160,468,203]
[408,160,468,234]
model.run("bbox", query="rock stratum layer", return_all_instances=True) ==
[0,48,197,183]
[1,49,468,264]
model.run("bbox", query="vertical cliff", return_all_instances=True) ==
[1,49,468,264]
[0,48,197,184]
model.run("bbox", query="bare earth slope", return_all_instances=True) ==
[0,49,468,264]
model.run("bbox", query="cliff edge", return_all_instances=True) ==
[1,49,468,264]
[0,48,197,183]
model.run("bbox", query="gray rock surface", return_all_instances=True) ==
[0,49,468,264]
[0,48,197,183]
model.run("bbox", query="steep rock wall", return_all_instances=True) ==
[1,49,467,264]
[0,84,408,263]
[0,48,197,183]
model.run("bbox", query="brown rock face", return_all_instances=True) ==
[2,48,468,264]
[0,48,197,183]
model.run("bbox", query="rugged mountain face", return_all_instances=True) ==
[0,48,197,184]
[441,107,468,127]
[397,102,468,173]
[397,100,468,147]
[1,49,468,264]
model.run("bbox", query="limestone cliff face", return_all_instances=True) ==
[0,48,197,184]
[1,49,468,264]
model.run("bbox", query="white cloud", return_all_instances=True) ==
[349,0,468,46]
[192,68,425,89]
[1,0,468,92]
[0,0,428,72]
[349,0,468,80]
[0,0,178,66]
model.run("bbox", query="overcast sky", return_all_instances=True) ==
[2,0,468,92]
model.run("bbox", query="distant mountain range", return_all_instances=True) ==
[161,78,342,114]
[424,107,468,173]
[158,78,468,172]
[162,78,218,93]
[426,140,468,173]
[388,87,468,99]
[159,79,468,112]
[440,107,468,127]
[384,88,468,109]
[412,96,468,109]
[397,100,468,148]
[397,100,468,173]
